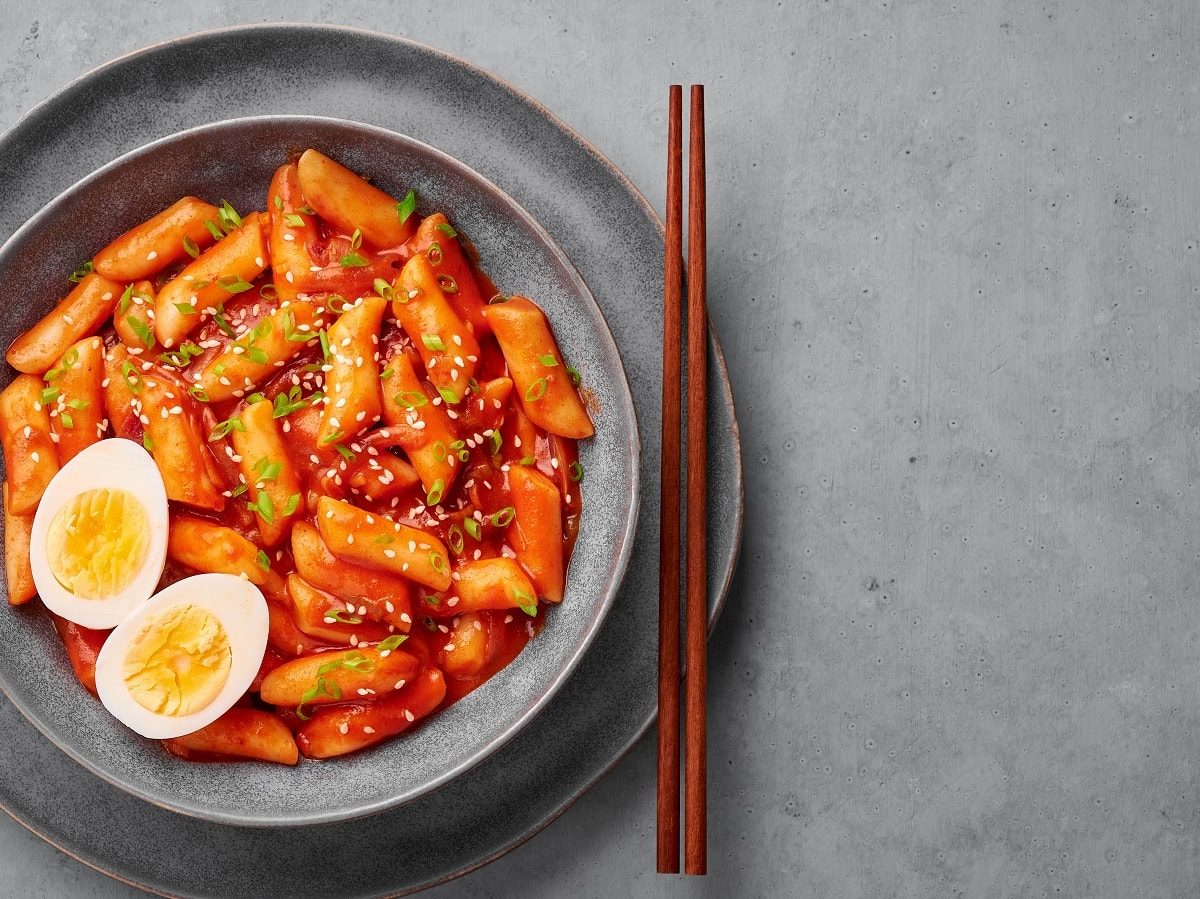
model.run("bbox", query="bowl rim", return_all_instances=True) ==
[0,113,642,826]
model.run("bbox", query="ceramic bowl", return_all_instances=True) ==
[0,115,640,826]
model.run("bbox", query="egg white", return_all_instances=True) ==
[29,438,169,629]
[94,573,269,739]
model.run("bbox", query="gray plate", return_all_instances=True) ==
[0,24,743,896]
[0,114,641,827]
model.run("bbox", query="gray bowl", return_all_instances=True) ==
[0,116,640,826]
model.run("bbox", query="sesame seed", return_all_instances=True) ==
[363,726,375,734]
[339,723,349,734]
[147,250,158,261]
[444,643,456,652]
[394,680,407,690]
[404,709,415,722]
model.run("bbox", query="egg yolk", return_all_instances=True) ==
[122,604,232,717]
[46,488,150,599]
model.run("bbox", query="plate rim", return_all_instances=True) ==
[0,21,745,896]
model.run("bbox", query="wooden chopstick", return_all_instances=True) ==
[683,83,708,877]
[656,83,684,876]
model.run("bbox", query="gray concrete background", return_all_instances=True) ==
[2,1,1198,896]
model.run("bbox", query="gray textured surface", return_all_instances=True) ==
[1,1,1197,898]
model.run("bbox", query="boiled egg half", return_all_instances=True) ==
[29,438,169,629]
[94,573,269,739]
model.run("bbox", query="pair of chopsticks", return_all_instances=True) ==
[657,83,707,876]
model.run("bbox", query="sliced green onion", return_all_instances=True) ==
[421,333,446,351]
[182,236,201,259]
[513,588,538,617]
[490,506,516,527]
[396,390,427,408]
[525,378,549,402]
[428,551,448,575]
[208,416,245,441]
[218,200,243,232]
[396,190,417,224]
[127,315,156,349]
[249,491,275,524]
[218,274,253,293]
[120,361,143,394]
[212,308,235,336]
